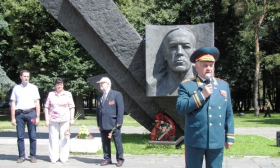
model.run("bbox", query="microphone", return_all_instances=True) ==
[205,73,211,84]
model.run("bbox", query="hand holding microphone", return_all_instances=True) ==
[202,73,213,98]
[205,73,211,84]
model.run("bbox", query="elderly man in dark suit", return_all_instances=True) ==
[176,46,234,168]
[96,77,125,167]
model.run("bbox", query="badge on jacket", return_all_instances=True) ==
[220,90,227,101]
[109,100,115,105]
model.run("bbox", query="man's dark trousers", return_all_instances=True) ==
[100,128,124,163]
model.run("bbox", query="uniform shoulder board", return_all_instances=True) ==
[215,77,228,83]
[182,77,196,84]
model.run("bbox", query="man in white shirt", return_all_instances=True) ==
[10,70,40,163]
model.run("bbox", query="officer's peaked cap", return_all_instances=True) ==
[190,46,220,63]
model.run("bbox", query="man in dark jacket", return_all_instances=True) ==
[96,77,124,167]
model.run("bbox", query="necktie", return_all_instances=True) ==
[102,93,107,106]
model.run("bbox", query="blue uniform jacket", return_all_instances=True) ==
[176,76,234,149]
[97,89,124,131]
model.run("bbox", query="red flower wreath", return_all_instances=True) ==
[150,112,176,141]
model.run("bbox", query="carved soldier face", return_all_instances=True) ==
[163,29,196,73]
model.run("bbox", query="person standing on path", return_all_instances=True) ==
[176,46,235,168]
[10,70,41,163]
[263,99,272,117]
[96,77,125,167]
[44,78,75,163]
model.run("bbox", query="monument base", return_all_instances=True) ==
[70,137,102,153]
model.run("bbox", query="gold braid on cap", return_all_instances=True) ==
[195,54,215,62]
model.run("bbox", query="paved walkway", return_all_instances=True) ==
[0,126,280,168]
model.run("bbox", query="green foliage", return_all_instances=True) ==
[0,5,13,79]
[0,67,15,101]
[1,0,63,80]
[114,0,180,35]
[263,53,280,71]
[2,0,61,68]
[1,0,105,100]
[0,21,8,28]
[212,1,255,103]
[27,29,103,98]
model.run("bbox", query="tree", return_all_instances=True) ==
[0,13,15,102]
[28,29,104,117]
[114,0,181,36]
[232,0,280,115]
[212,1,256,111]
[1,0,105,116]
[259,4,280,110]
[0,66,15,101]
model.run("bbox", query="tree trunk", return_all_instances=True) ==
[253,0,267,116]
[253,34,260,116]
[73,94,85,119]
[262,69,266,108]
[276,87,280,111]
[89,91,93,110]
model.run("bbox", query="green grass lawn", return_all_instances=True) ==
[226,135,280,157]
[1,109,280,157]
[0,108,141,130]
[234,111,280,127]
[93,133,185,155]
[74,134,280,157]
[1,109,279,128]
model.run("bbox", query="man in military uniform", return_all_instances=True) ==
[176,46,234,168]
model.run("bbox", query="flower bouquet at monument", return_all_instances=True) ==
[70,125,100,153]
[150,112,176,141]
[75,125,94,139]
